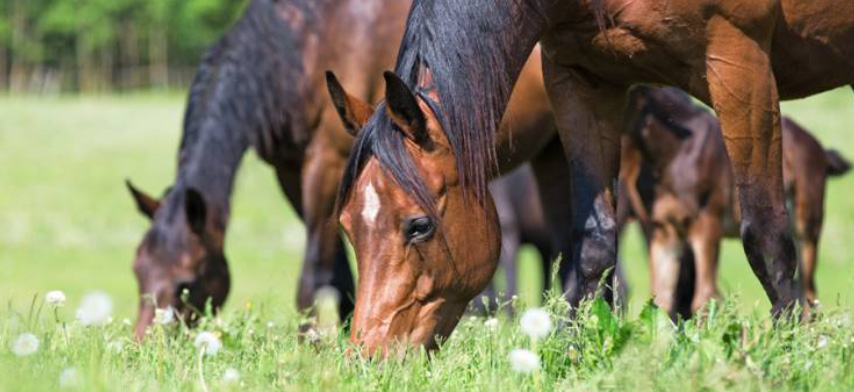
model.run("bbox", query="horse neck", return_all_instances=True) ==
[174,121,250,226]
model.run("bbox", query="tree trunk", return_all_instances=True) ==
[9,0,27,93]
[0,46,7,91]
[149,22,168,90]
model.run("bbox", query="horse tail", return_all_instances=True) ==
[825,149,852,177]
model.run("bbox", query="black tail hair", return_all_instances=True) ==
[825,149,852,177]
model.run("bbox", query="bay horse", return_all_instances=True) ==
[333,0,854,352]
[124,0,413,338]
[619,86,851,320]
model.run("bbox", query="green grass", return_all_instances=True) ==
[0,88,853,390]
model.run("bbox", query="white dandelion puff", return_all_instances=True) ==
[222,368,240,384]
[107,340,124,354]
[266,321,275,329]
[508,348,540,373]
[11,333,39,357]
[520,308,552,340]
[75,291,113,326]
[153,307,175,325]
[194,331,222,356]
[59,368,79,389]
[484,317,500,331]
[817,335,830,349]
[45,291,67,307]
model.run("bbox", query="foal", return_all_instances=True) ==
[620,87,851,320]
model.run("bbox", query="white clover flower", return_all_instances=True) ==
[59,367,79,389]
[11,333,39,357]
[222,368,240,384]
[520,308,552,340]
[122,318,131,326]
[45,290,67,307]
[194,331,222,356]
[508,348,540,373]
[817,335,830,349]
[484,318,500,331]
[153,307,175,325]
[75,291,113,326]
[266,321,275,329]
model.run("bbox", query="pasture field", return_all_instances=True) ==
[1,89,853,390]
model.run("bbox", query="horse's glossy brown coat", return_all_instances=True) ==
[336,0,854,351]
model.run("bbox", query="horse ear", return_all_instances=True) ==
[326,71,374,136]
[383,71,431,147]
[126,180,161,220]
[184,188,207,236]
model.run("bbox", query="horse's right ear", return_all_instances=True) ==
[383,71,431,148]
[326,71,374,136]
[126,180,161,220]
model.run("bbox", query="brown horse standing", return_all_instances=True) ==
[125,0,413,338]
[620,87,851,320]
[332,0,854,353]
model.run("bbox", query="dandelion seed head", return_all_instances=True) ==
[76,291,113,326]
[484,317,499,331]
[45,290,67,307]
[520,308,552,339]
[59,368,78,389]
[817,335,830,349]
[11,333,39,357]
[222,368,240,384]
[153,307,175,325]
[194,331,222,356]
[508,348,540,373]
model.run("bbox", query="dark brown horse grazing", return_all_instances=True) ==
[125,0,412,338]
[619,87,851,320]
[334,0,854,352]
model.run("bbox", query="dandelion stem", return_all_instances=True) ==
[198,344,210,392]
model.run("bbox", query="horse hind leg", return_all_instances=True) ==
[649,220,688,321]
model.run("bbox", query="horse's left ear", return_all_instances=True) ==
[326,71,374,136]
[184,188,207,236]
[126,180,161,220]
[383,71,431,148]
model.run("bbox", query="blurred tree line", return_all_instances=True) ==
[0,0,245,93]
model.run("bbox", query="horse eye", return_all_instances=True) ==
[403,216,435,243]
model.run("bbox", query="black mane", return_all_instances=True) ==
[164,0,313,226]
[338,0,529,216]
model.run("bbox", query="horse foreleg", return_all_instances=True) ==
[542,60,625,309]
[297,144,356,325]
[689,210,723,313]
[793,178,825,308]
[704,19,802,316]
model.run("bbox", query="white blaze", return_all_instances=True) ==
[361,182,381,225]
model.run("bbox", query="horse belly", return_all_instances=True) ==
[773,0,854,98]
